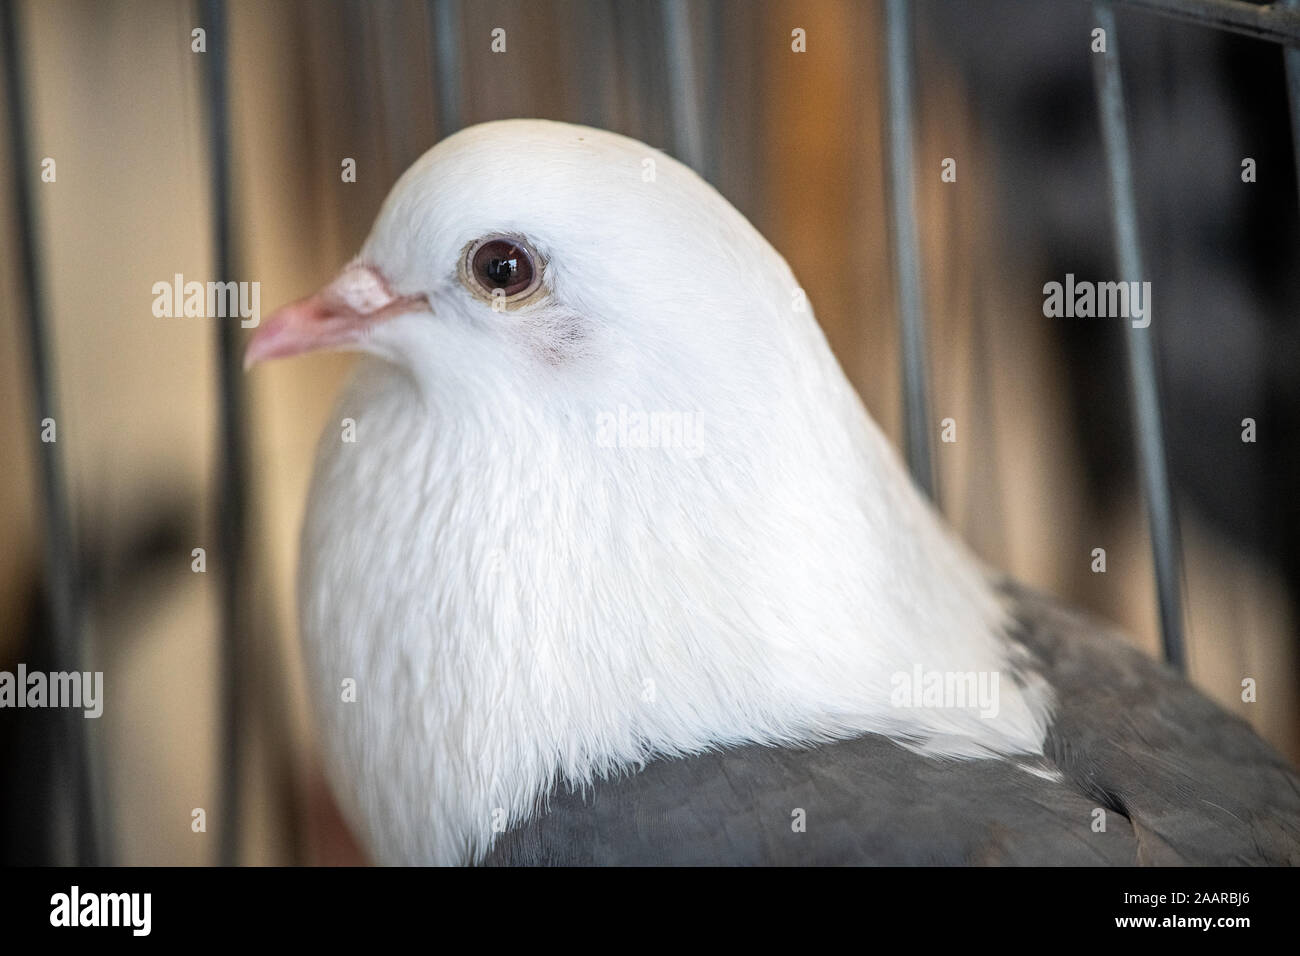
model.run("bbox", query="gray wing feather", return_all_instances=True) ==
[482,582,1300,865]
[1005,580,1300,865]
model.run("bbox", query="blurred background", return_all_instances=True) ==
[1,0,1297,865]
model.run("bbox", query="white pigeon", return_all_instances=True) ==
[247,119,1300,866]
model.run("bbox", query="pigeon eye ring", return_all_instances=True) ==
[462,235,544,304]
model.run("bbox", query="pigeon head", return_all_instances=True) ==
[246,119,808,423]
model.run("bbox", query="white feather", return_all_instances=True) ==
[296,119,1053,865]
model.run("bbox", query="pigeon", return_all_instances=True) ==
[246,119,1300,866]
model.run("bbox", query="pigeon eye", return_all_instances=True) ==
[467,238,540,299]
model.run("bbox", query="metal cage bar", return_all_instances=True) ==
[1110,0,1300,44]
[198,0,248,867]
[1090,1,1188,671]
[428,0,463,140]
[662,0,707,176]
[0,0,102,866]
[884,0,937,500]
[1284,0,1300,219]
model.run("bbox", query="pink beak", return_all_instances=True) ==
[244,264,427,369]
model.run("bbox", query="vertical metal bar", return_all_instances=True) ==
[0,0,101,867]
[1283,0,1300,216]
[883,0,936,499]
[199,0,247,865]
[702,0,724,189]
[1091,1,1187,672]
[577,1,613,129]
[428,0,463,139]
[661,0,707,175]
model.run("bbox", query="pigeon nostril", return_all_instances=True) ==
[331,264,400,314]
